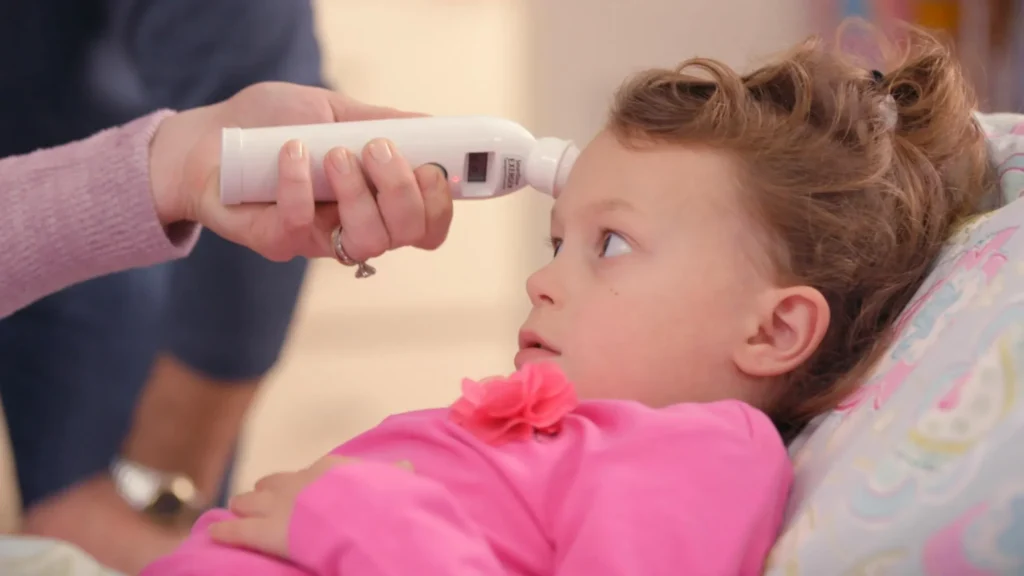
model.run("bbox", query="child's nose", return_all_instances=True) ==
[526,263,559,307]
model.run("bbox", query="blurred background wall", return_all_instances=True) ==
[233,0,813,490]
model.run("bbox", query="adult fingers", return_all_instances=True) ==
[324,147,390,261]
[309,204,342,257]
[413,164,453,251]
[199,140,315,262]
[274,140,317,241]
[238,139,317,262]
[360,138,426,248]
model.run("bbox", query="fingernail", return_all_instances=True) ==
[330,148,351,174]
[368,139,393,163]
[287,139,304,160]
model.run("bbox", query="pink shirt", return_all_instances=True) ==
[142,398,792,575]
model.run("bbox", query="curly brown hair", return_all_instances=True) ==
[607,21,996,440]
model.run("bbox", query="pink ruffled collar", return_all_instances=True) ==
[448,362,579,445]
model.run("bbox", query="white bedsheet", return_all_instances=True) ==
[0,536,124,576]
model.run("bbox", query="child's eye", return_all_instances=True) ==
[546,236,562,257]
[600,231,631,258]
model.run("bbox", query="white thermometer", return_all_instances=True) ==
[220,116,579,205]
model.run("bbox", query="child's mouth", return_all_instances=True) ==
[515,330,560,369]
[514,346,559,370]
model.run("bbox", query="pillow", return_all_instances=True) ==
[765,112,1024,575]
[979,112,1024,208]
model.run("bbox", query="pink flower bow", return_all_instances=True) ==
[449,362,579,445]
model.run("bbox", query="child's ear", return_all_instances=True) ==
[733,286,830,378]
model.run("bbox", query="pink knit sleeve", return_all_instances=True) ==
[139,461,503,576]
[0,110,200,318]
[286,459,504,576]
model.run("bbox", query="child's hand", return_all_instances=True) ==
[208,455,354,559]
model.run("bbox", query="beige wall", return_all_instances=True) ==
[233,0,813,490]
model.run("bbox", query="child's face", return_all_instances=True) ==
[517,130,782,409]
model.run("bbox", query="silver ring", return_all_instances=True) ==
[331,226,376,279]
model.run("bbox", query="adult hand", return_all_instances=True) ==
[20,475,184,575]
[148,82,454,262]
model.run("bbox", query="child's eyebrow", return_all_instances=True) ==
[551,198,636,226]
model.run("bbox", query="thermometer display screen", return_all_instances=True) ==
[466,152,489,182]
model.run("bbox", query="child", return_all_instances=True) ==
[142,22,994,576]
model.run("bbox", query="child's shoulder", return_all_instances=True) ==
[340,400,787,477]
[575,397,778,434]
[569,399,787,461]
[362,407,453,440]
[363,400,782,448]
